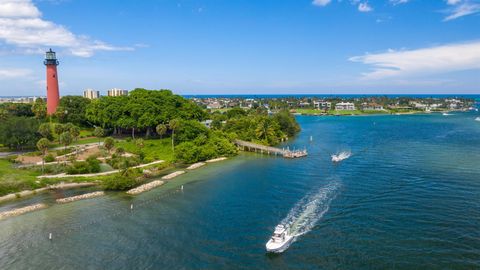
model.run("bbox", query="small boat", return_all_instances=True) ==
[475,117,480,122]
[266,224,294,253]
[331,151,351,163]
[442,112,452,116]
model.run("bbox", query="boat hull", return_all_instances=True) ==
[266,235,295,253]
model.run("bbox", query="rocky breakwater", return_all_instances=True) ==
[0,203,47,220]
[187,162,206,170]
[126,180,165,195]
[56,191,105,204]
[206,157,227,163]
[161,171,186,180]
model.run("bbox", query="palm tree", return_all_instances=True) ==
[156,124,167,139]
[169,119,180,153]
[255,119,275,142]
[36,138,50,174]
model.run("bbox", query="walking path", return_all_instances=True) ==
[37,160,164,179]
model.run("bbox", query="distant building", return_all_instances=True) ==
[362,103,384,111]
[107,88,128,97]
[335,102,355,111]
[207,101,221,109]
[313,100,332,110]
[83,89,100,99]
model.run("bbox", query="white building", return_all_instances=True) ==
[335,102,355,111]
[107,88,129,97]
[313,100,332,110]
[83,89,100,99]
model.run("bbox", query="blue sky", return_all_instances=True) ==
[0,0,479,96]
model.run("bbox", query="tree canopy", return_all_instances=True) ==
[86,89,206,136]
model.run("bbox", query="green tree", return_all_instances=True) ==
[156,124,167,139]
[0,117,40,149]
[94,127,105,145]
[104,137,115,154]
[59,131,72,152]
[38,123,53,140]
[53,123,65,142]
[31,98,47,119]
[169,118,180,153]
[55,96,91,126]
[36,138,50,174]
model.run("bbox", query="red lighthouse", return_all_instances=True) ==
[44,49,60,115]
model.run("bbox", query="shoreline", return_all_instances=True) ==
[295,109,472,117]
[0,157,230,207]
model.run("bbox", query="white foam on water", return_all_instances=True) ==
[331,151,352,163]
[281,180,342,238]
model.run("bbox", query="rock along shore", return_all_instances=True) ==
[161,171,186,180]
[0,203,47,220]
[56,191,105,204]
[127,180,165,195]
[187,162,206,170]
[206,157,227,163]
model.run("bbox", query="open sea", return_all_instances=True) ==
[1,111,480,269]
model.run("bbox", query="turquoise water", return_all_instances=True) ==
[1,112,480,269]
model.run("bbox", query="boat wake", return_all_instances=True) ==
[331,151,351,163]
[282,180,342,240]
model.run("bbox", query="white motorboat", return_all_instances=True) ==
[475,117,480,122]
[266,224,294,253]
[331,151,351,163]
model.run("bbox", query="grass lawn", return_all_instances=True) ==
[0,159,41,196]
[295,109,325,115]
[116,137,174,162]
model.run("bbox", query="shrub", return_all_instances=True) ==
[66,157,101,175]
[101,169,140,190]
[44,154,55,163]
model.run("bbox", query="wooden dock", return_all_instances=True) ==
[234,140,307,158]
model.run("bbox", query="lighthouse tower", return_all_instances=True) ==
[44,49,60,115]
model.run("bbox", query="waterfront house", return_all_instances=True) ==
[361,103,384,111]
[335,102,355,111]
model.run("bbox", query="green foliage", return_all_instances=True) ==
[86,89,207,137]
[104,137,115,153]
[44,154,55,163]
[156,123,167,138]
[66,156,101,175]
[55,96,91,126]
[101,169,141,190]
[174,119,209,145]
[175,132,237,163]
[38,123,53,140]
[107,154,141,170]
[59,131,73,149]
[0,103,34,117]
[226,107,247,119]
[36,138,50,154]
[221,110,299,146]
[31,98,47,119]
[0,159,40,196]
[0,117,40,149]
[273,110,301,137]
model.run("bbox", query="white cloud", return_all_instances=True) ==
[447,0,462,5]
[358,2,373,12]
[390,0,409,5]
[0,68,31,78]
[0,0,40,18]
[443,1,480,21]
[350,41,480,79]
[0,0,132,57]
[312,0,332,7]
